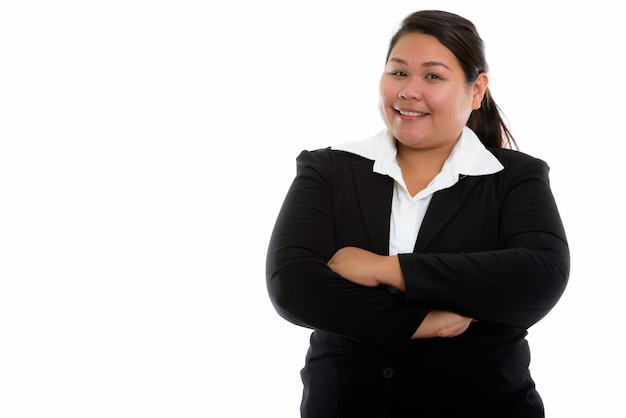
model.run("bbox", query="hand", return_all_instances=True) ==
[412,310,476,339]
[327,247,404,289]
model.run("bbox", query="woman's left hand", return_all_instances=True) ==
[327,247,405,291]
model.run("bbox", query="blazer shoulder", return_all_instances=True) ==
[488,148,551,177]
[296,147,373,172]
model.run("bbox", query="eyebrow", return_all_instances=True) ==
[388,57,452,71]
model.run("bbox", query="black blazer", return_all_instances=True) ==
[266,147,569,417]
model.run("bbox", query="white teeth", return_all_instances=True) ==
[398,110,426,117]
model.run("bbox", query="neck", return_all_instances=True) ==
[395,141,456,197]
[396,140,455,172]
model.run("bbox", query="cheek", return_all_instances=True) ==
[378,97,392,126]
[458,91,477,117]
[378,88,394,116]
[378,78,396,103]
[438,89,473,116]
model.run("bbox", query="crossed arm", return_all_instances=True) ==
[327,247,475,339]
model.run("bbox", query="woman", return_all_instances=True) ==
[266,10,569,418]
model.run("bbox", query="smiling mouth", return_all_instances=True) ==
[396,109,428,117]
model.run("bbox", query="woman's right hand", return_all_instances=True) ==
[412,310,475,339]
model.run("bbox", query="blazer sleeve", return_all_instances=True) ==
[399,155,570,329]
[266,149,429,352]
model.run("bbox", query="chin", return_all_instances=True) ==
[391,129,428,145]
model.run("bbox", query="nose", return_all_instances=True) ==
[398,79,423,100]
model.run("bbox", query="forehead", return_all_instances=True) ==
[388,32,457,65]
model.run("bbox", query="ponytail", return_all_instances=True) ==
[467,88,517,149]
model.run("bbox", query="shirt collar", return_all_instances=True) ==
[332,126,504,199]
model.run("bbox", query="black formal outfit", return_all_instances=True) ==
[266,140,569,418]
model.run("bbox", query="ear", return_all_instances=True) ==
[471,72,489,110]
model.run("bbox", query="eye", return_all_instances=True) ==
[426,73,442,80]
[390,70,407,77]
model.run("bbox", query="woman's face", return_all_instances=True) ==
[378,32,487,151]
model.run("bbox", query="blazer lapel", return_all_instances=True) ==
[351,160,394,255]
[414,176,477,252]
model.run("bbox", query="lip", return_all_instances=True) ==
[394,107,429,119]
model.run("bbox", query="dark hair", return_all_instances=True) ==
[386,10,516,149]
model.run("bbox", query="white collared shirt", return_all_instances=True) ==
[332,126,504,254]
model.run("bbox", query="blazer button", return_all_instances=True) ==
[382,367,394,379]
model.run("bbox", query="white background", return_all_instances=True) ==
[1,1,624,417]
